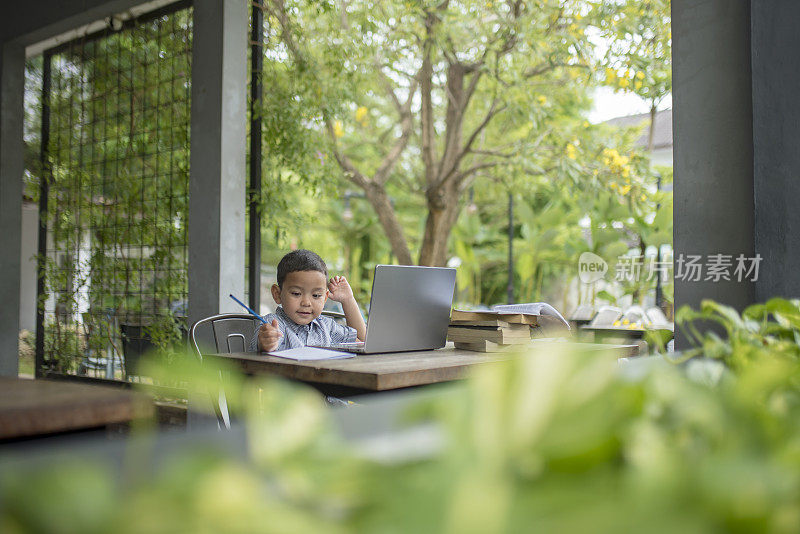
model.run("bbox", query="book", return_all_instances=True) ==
[447,324,531,344]
[454,340,520,353]
[491,303,570,329]
[450,310,539,325]
[450,318,512,328]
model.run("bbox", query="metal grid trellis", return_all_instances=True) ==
[247,0,265,314]
[35,1,193,380]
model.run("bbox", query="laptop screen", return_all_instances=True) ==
[362,265,456,353]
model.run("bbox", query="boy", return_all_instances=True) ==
[251,249,367,352]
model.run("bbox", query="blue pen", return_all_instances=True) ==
[229,294,267,324]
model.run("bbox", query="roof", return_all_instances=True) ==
[604,108,673,150]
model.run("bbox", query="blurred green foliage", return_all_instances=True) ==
[677,298,800,370]
[4,302,800,532]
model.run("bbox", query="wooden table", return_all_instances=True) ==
[0,377,153,441]
[208,342,639,395]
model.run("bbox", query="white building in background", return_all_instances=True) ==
[604,108,673,168]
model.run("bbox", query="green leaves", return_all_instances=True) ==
[676,298,800,373]
[595,0,672,106]
[8,322,800,532]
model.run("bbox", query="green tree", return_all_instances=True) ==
[264,0,604,266]
[598,0,671,150]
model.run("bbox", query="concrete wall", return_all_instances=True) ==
[187,0,247,328]
[1,1,153,47]
[751,0,800,301]
[0,43,25,376]
[672,0,755,348]
[673,0,800,338]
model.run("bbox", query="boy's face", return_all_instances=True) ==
[271,270,328,326]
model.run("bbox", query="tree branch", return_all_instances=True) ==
[435,61,466,183]
[457,160,507,185]
[434,98,506,191]
[337,4,413,117]
[265,0,306,67]
[524,61,590,78]
[324,119,369,189]
[374,79,418,185]
[420,10,438,186]
[468,148,518,159]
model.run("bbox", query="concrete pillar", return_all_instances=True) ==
[672,0,755,348]
[0,42,25,376]
[751,1,800,301]
[188,0,248,328]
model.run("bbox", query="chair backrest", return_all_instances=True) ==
[589,306,622,327]
[322,310,347,326]
[620,305,646,327]
[189,313,260,359]
[190,311,350,360]
[645,306,671,327]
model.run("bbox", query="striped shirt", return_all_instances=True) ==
[249,306,357,352]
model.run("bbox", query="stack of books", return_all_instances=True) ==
[448,310,538,352]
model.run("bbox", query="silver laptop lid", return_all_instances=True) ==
[363,265,456,353]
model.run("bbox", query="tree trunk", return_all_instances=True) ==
[362,181,413,265]
[647,102,657,153]
[418,182,462,266]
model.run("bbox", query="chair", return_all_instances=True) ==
[189,311,354,427]
[189,314,261,429]
[189,313,260,358]
[619,305,647,328]
[645,306,672,328]
[322,310,347,326]
[588,306,622,328]
[190,311,347,357]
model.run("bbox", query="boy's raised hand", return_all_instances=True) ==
[257,319,283,352]
[327,275,354,303]
[328,275,367,342]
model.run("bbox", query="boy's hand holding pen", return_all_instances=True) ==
[228,294,282,352]
[258,319,283,352]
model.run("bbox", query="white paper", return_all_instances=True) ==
[268,346,355,361]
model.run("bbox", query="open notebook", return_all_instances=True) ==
[269,347,354,361]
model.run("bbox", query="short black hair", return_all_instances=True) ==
[276,249,328,287]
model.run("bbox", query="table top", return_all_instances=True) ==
[0,377,153,440]
[208,342,639,392]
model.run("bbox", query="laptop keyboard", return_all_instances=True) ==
[308,341,365,352]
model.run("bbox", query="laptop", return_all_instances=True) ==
[320,264,456,354]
